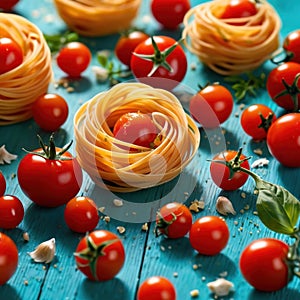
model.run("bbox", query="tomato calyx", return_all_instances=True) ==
[74,235,119,280]
[132,37,183,77]
[257,111,275,132]
[155,211,178,237]
[23,133,73,161]
[273,73,300,111]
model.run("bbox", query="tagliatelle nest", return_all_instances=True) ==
[74,82,200,192]
[53,0,141,37]
[0,13,52,125]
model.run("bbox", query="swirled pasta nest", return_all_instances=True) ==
[74,82,200,192]
[53,0,141,37]
[0,13,52,125]
[183,0,281,75]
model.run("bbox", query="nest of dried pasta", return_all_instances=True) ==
[53,0,141,37]
[74,83,200,192]
[0,13,52,125]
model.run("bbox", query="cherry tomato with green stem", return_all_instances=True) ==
[210,150,250,190]
[189,216,229,255]
[0,37,23,75]
[130,36,187,89]
[151,0,190,29]
[220,0,257,19]
[266,62,300,111]
[137,276,176,300]
[283,29,300,64]
[189,83,234,129]
[0,0,19,11]
[17,134,83,207]
[0,233,18,285]
[64,196,99,233]
[240,238,290,292]
[74,230,125,281]
[113,112,158,149]
[0,195,24,229]
[0,172,6,197]
[240,104,276,140]
[32,93,69,132]
[155,202,192,239]
[56,42,91,77]
[115,30,149,67]
[267,113,300,167]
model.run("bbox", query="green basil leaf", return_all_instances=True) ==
[97,54,108,67]
[256,179,300,235]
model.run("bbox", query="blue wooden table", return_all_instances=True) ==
[0,0,299,299]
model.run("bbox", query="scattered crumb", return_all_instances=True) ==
[24,280,29,286]
[251,158,269,168]
[253,148,263,155]
[207,278,234,297]
[190,62,197,71]
[23,232,30,242]
[141,223,148,231]
[103,216,110,223]
[190,289,200,298]
[98,207,105,213]
[192,264,198,270]
[240,192,246,199]
[173,272,178,278]
[113,199,123,207]
[66,87,75,93]
[189,199,205,212]
[117,226,126,234]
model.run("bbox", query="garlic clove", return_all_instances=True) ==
[216,196,236,216]
[0,145,17,164]
[207,278,234,297]
[28,238,56,263]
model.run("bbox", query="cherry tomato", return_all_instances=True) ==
[189,84,234,129]
[0,0,19,11]
[113,112,158,148]
[137,276,176,300]
[0,195,24,229]
[266,62,300,111]
[0,37,23,75]
[56,42,91,77]
[64,196,99,233]
[17,135,83,207]
[220,0,257,19]
[283,29,300,63]
[266,113,300,167]
[130,36,187,89]
[74,230,125,281]
[32,93,69,132]
[240,104,277,140]
[155,202,192,239]
[115,31,149,67]
[151,0,190,29]
[0,171,6,197]
[189,216,229,256]
[0,233,18,285]
[240,238,289,292]
[210,150,250,190]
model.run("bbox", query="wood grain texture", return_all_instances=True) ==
[0,0,299,299]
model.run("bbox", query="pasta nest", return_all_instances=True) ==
[53,0,141,37]
[74,82,200,192]
[183,0,281,75]
[0,13,52,125]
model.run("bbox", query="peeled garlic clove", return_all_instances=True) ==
[28,238,56,263]
[0,145,17,164]
[207,278,234,297]
[216,196,236,216]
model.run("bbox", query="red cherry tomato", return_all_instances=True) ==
[189,84,233,129]
[0,37,23,75]
[115,31,149,67]
[0,195,24,229]
[220,0,257,19]
[0,233,18,285]
[266,113,300,167]
[240,104,277,140]
[210,150,250,190]
[17,135,83,207]
[266,62,300,111]
[283,29,300,63]
[151,0,191,29]
[74,230,125,281]
[240,238,289,292]
[64,196,99,233]
[32,93,69,132]
[155,202,192,239]
[137,276,176,300]
[0,0,19,11]
[56,42,91,77]
[189,216,229,256]
[0,172,6,197]
[130,36,187,89]
[113,112,158,148]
